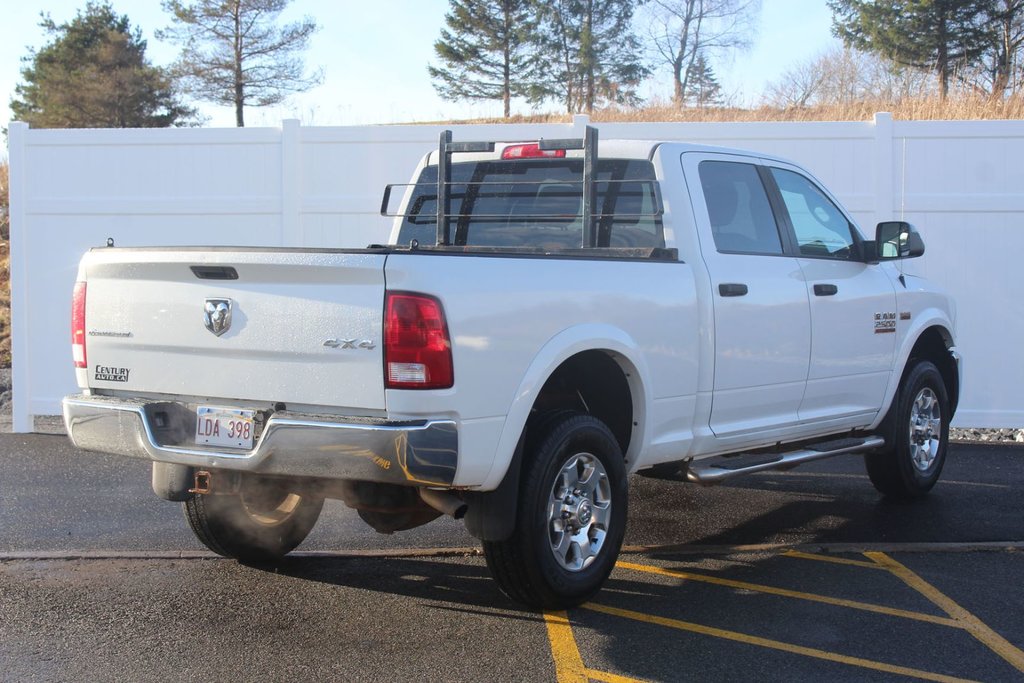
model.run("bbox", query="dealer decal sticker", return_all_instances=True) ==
[94,365,131,382]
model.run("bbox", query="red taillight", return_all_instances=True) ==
[501,143,566,160]
[72,281,87,368]
[384,292,453,389]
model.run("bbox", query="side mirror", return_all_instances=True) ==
[875,221,925,260]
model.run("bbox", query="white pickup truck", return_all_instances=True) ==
[63,127,960,608]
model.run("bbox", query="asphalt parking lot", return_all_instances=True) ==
[1,434,1022,682]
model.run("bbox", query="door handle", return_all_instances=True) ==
[719,283,748,297]
[814,283,838,296]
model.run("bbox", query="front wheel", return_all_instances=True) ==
[483,412,627,609]
[865,360,950,499]
[183,474,324,562]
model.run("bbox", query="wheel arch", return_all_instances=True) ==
[872,319,960,435]
[910,325,959,417]
[463,325,650,541]
[494,325,650,484]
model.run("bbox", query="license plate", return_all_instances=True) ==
[195,406,256,449]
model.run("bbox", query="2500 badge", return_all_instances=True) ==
[873,312,897,334]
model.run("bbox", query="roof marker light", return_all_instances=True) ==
[501,143,566,160]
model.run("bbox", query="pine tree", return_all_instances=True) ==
[683,52,722,107]
[829,0,994,99]
[429,0,540,118]
[10,2,193,128]
[532,0,649,113]
[159,0,321,127]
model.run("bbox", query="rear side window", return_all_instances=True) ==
[698,161,783,255]
[395,159,663,249]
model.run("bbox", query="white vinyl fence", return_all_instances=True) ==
[8,114,1022,432]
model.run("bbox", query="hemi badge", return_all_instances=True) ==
[900,312,911,320]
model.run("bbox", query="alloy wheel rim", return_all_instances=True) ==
[547,452,612,572]
[909,387,942,472]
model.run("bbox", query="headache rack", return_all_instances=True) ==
[380,126,668,254]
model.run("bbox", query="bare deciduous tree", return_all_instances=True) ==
[763,56,827,108]
[645,0,760,107]
[764,44,935,108]
[969,0,1024,96]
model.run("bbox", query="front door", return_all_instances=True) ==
[764,163,898,423]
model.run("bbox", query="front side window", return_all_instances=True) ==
[698,161,784,255]
[770,168,856,259]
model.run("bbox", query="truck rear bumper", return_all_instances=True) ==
[62,394,458,486]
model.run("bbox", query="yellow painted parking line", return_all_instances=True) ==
[782,550,886,569]
[583,602,978,683]
[866,552,1024,674]
[586,668,650,683]
[544,610,588,683]
[617,561,960,628]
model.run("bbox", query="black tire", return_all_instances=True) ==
[483,412,627,609]
[183,474,324,562]
[865,360,950,499]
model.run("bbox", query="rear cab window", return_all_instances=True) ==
[395,159,664,249]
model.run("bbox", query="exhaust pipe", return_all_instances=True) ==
[419,489,467,519]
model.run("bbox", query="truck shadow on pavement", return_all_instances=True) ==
[260,446,1017,623]
[627,445,1020,550]
[261,554,539,619]
[241,446,1022,681]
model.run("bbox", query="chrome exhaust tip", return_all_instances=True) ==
[419,488,467,519]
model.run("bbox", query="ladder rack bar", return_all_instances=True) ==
[582,126,598,248]
[437,130,452,245]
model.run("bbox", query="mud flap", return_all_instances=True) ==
[462,434,524,541]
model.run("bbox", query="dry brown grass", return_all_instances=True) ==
[0,161,7,240]
[0,162,9,368]
[0,250,9,368]
[446,95,1024,124]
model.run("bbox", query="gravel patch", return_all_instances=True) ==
[949,427,1024,444]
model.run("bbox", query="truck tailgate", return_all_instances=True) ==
[80,249,387,412]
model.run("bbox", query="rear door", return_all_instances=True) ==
[682,153,811,438]
[763,163,897,423]
[82,248,387,412]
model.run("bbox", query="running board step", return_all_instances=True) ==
[685,436,885,485]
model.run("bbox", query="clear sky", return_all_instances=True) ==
[0,0,838,133]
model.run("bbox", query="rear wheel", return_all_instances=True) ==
[183,474,324,562]
[865,360,949,499]
[483,412,627,609]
